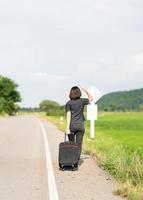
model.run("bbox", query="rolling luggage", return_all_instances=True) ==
[58,133,79,171]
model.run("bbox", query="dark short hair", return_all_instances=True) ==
[69,86,81,100]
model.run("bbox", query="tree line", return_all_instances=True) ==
[39,100,65,116]
[1,75,143,115]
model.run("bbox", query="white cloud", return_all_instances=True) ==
[31,72,53,78]
[125,53,143,71]
[72,52,143,94]
[31,72,66,79]
[0,0,143,106]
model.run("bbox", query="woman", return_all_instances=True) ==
[65,86,93,160]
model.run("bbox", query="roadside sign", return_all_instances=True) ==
[87,85,102,139]
[87,104,98,139]
[87,104,97,120]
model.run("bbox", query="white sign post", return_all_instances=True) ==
[86,86,102,139]
[87,104,97,139]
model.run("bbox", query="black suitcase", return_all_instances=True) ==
[58,134,79,171]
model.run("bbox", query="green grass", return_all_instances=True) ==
[86,112,143,150]
[84,112,143,199]
[37,112,143,200]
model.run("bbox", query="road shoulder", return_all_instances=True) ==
[42,118,123,200]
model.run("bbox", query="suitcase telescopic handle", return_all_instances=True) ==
[64,133,68,142]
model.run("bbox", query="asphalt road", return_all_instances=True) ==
[0,115,123,200]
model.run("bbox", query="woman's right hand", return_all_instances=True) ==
[79,85,93,103]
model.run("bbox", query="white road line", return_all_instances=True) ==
[38,119,59,200]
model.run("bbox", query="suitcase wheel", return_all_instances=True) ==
[59,167,65,171]
[72,164,78,171]
[59,164,65,171]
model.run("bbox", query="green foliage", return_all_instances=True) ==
[97,88,143,112]
[39,99,64,116]
[84,112,143,199]
[139,104,143,112]
[20,107,40,113]
[0,75,21,115]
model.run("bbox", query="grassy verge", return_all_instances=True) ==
[37,112,143,200]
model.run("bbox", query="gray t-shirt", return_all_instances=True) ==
[65,98,89,124]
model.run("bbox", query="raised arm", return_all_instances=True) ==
[80,86,93,103]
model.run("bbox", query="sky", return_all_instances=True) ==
[0,0,143,107]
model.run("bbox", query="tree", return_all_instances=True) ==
[39,100,64,116]
[0,75,21,115]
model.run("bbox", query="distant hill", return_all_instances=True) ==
[97,88,143,111]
